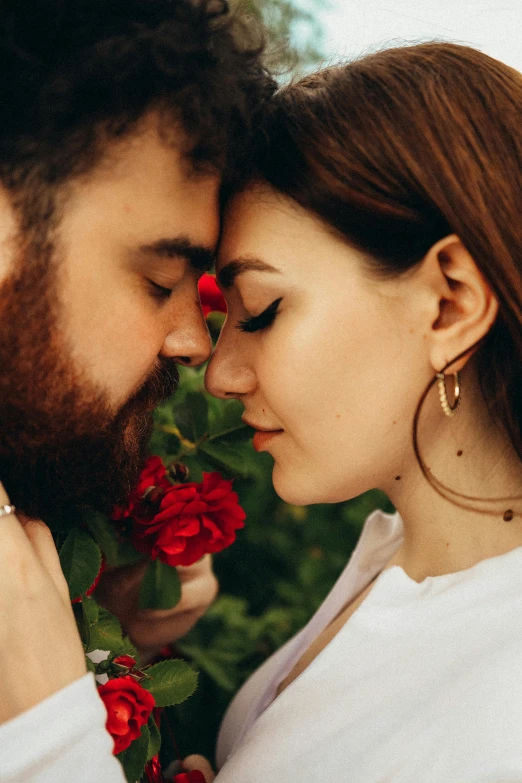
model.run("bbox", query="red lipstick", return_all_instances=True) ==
[252,429,283,452]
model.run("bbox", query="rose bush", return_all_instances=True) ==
[113,655,137,670]
[133,472,246,567]
[113,456,171,522]
[98,675,156,754]
[71,557,106,605]
[174,772,206,783]
[55,451,247,781]
[53,283,388,780]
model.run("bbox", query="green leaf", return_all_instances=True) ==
[85,656,96,674]
[207,397,244,434]
[59,528,102,601]
[205,310,226,333]
[117,724,150,783]
[142,659,198,707]
[139,559,182,611]
[116,540,144,568]
[115,635,139,660]
[84,604,122,652]
[198,440,254,479]
[86,513,120,567]
[174,392,208,442]
[206,398,252,444]
[177,645,237,692]
[85,603,137,659]
[146,715,161,762]
[82,596,100,626]
[80,596,99,650]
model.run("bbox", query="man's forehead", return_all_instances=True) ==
[79,111,219,191]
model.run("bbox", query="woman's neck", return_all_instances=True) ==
[383,369,522,582]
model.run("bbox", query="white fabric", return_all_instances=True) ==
[0,672,126,782]
[216,509,522,783]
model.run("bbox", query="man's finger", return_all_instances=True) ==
[135,565,218,621]
[176,554,213,581]
[182,755,215,783]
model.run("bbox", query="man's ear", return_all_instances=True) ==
[426,234,499,374]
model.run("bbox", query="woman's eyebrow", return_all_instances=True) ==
[217,257,281,290]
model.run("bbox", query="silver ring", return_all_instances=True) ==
[0,504,16,518]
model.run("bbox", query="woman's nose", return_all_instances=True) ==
[205,330,257,399]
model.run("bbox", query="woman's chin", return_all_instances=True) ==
[272,463,369,506]
[272,464,324,506]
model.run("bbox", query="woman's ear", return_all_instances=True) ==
[426,234,499,374]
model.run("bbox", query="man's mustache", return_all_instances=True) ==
[127,358,181,413]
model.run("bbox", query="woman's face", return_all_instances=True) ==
[205,185,437,505]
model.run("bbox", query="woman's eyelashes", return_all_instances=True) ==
[236,297,283,333]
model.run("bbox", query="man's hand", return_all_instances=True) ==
[181,755,216,783]
[94,555,218,663]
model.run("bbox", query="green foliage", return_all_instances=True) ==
[81,598,138,659]
[139,559,182,610]
[142,660,198,707]
[118,724,150,783]
[59,528,102,601]
[146,716,162,763]
[150,365,395,765]
[86,513,120,567]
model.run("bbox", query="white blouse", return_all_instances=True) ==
[0,670,126,782]
[215,509,522,783]
[3,508,522,782]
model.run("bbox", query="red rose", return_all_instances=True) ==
[112,655,137,669]
[71,556,106,604]
[133,472,246,567]
[174,772,206,783]
[112,456,171,522]
[198,274,227,316]
[145,755,164,783]
[98,675,155,754]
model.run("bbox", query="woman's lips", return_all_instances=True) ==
[252,429,284,452]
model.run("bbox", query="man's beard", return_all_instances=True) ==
[0,237,179,526]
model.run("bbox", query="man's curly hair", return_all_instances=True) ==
[0,0,275,230]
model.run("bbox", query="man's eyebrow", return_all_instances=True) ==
[217,257,281,290]
[138,237,215,273]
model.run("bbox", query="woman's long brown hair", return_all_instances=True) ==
[246,43,522,513]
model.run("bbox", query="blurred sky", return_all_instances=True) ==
[304,0,522,71]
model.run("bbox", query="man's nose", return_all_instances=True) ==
[160,305,212,368]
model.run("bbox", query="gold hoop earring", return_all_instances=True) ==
[436,371,461,417]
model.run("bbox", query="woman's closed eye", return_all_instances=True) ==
[236,298,282,333]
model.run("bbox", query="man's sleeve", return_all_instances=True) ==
[0,672,127,782]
